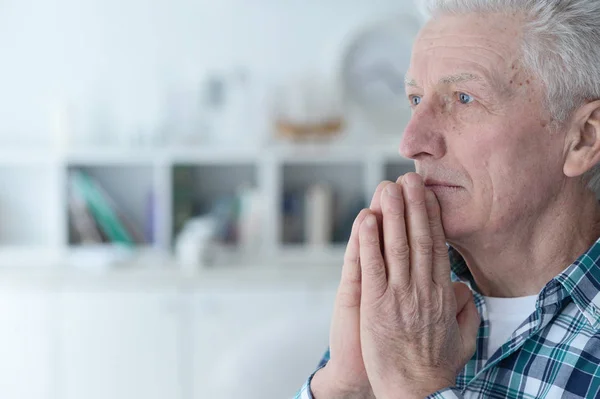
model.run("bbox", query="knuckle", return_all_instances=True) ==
[433,243,449,258]
[384,199,404,216]
[343,251,359,267]
[363,257,383,272]
[388,244,411,262]
[408,194,426,207]
[431,230,446,242]
[362,230,380,246]
[417,291,435,308]
[363,258,385,277]
[415,235,434,254]
[336,286,360,308]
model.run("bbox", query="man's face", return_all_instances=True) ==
[401,12,567,241]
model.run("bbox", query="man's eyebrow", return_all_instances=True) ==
[438,73,483,85]
[404,73,487,87]
[404,76,419,87]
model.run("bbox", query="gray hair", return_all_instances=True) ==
[423,0,600,193]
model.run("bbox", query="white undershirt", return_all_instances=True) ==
[483,295,538,358]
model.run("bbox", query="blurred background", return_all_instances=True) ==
[0,0,425,398]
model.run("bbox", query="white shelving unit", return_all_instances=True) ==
[0,142,415,268]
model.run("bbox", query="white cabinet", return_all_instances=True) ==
[191,286,333,399]
[56,289,184,399]
[0,269,341,399]
[0,289,55,399]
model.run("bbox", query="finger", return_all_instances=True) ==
[337,209,371,309]
[402,173,433,285]
[425,189,451,287]
[453,282,472,315]
[370,181,393,210]
[381,182,410,287]
[359,211,388,303]
[454,283,480,358]
[371,181,393,245]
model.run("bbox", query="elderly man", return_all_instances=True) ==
[295,0,600,398]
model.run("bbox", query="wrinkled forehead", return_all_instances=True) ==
[407,13,525,87]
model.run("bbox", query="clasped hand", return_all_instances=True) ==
[313,173,480,399]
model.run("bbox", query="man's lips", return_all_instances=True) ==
[424,178,462,189]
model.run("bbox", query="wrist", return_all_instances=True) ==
[311,365,373,399]
[378,377,454,399]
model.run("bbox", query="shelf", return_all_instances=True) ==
[171,164,260,245]
[277,244,346,266]
[0,141,417,271]
[0,246,60,268]
[62,146,261,166]
[0,144,414,167]
[62,244,167,270]
[0,243,346,271]
[0,166,60,248]
[270,142,412,164]
[167,147,261,165]
[0,149,56,165]
[66,165,154,246]
[64,149,159,166]
[281,162,366,246]
[272,143,367,163]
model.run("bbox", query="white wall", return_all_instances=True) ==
[0,0,421,148]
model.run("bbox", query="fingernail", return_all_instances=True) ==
[405,173,423,188]
[385,183,402,199]
[366,214,376,227]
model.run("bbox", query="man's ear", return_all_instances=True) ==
[564,100,600,178]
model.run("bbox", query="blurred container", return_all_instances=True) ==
[174,216,218,272]
[304,183,333,248]
[236,184,263,252]
[271,73,344,143]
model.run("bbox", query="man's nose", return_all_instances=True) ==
[398,110,446,161]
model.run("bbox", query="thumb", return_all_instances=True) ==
[335,210,371,310]
[453,282,472,315]
[330,210,369,360]
[454,283,480,358]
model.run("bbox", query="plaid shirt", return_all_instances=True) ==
[295,238,600,398]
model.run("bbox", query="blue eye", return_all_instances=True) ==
[458,92,474,104]
[410,95,422,106]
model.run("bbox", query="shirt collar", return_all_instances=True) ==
[553,237,600,329]
[449,246,474,287]
[448,238,600,329]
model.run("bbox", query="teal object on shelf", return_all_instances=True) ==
[70,170,135,247]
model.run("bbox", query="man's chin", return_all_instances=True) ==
[439,209,472,242]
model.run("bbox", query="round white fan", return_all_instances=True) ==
[339,12,425,137]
